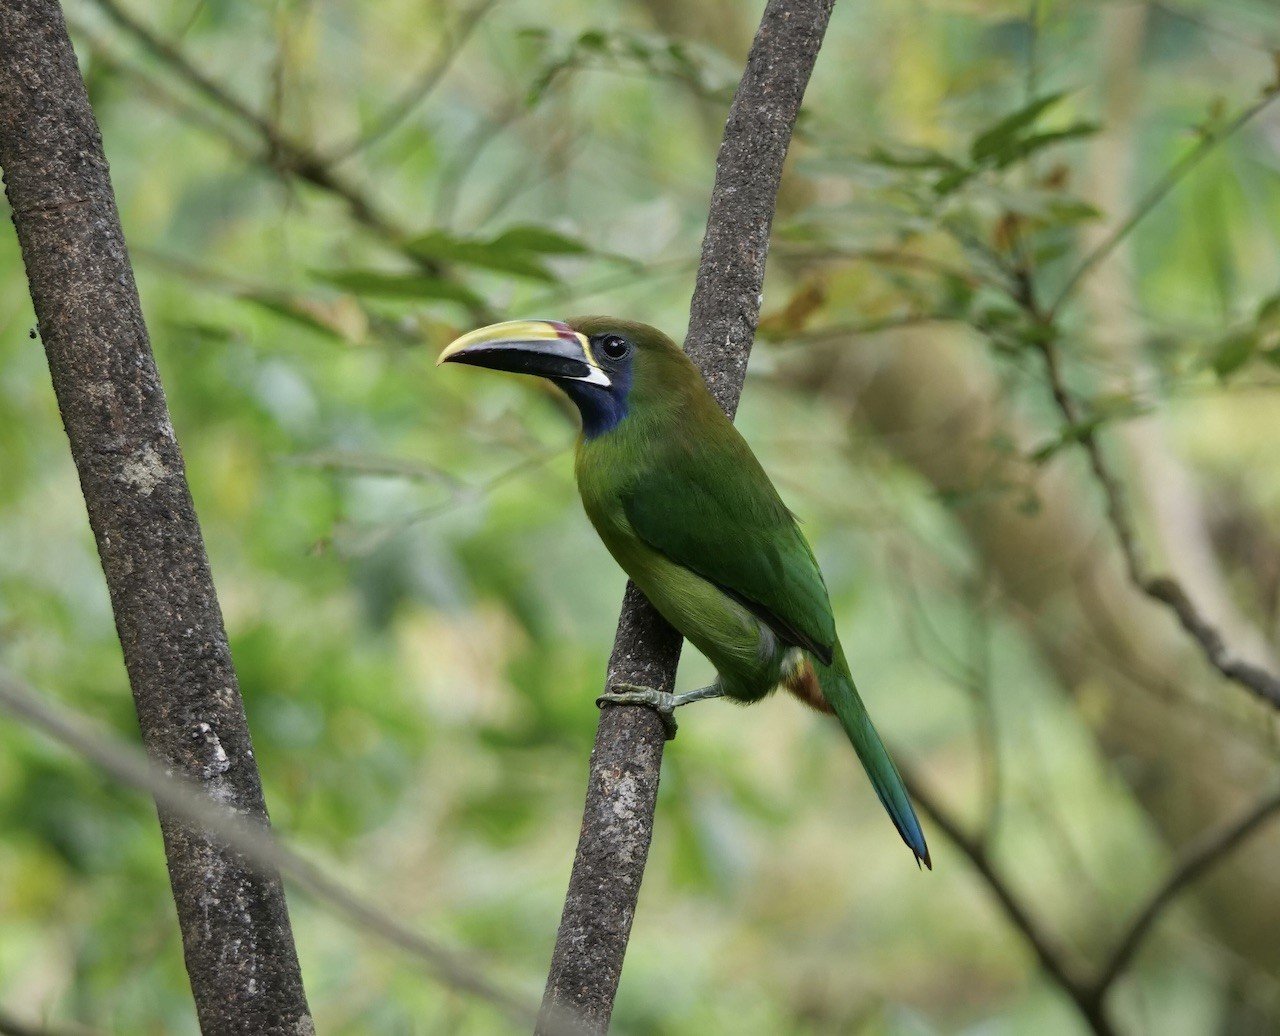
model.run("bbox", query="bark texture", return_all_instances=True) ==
[0,4,312,1032]
[537,1,837,1032]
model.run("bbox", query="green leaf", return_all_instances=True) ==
[1208,330,1257,380]
[970,91,1069,164]
[1089,392,1148,420]
[524,28,729,108]
[864,145,963,172]
[666,40,699,77]
[1030,420,1101,463]
[1032,242,1069,265]
[525,58,572,106]
[312,269,484,307]
[1017,489,1043,516]
[1043,198,1104,225]
[165,319,237,346]
[992,122,1101,168]
[489,225,590,255]
[933,165,976,196]
[1256,293,1280,326]
[972,301,1025,330]
[623,35,654,60]
[243,295,347,341]
[406,230,558,282]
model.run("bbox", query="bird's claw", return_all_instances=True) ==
[596,683,678,740]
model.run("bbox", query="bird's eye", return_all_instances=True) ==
[600,334,630,360]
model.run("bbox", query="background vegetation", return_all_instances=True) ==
[2,0,1279,1032]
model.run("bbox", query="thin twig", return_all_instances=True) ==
[1031,327,1280,709]
[326,0,501,162]
[1052,83,1280,315]
[936,769,1280,1022]
[87,5,319,201]
[432,100,527,226]
[1147,0,1278,53]
[333,446,568,556]
[1025,1,1042,111]
[69,24,259,153]
[772,244,987,286]
[86,0,396,234]
[995,72,1280,711]
[284,450,465,486]
[903,772,1120,1036]
[771,312,952,345]
[0,671,565,1033]
[0,1010,98,1036]
[1089,786,1280,1002]
[83,0,497,323]
[536,3,837,1032]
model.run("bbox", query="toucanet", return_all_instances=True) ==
[439,317,930,867]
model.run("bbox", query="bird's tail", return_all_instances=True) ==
[816,646,931,868]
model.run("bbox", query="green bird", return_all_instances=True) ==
[439,317,930,867]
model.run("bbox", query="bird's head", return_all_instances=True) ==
[438,316,692,438]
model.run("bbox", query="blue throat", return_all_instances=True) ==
[561,370,631,439]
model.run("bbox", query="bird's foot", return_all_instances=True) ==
[671,684,725,707]
[595,683,725,741]
[596,684,678,740]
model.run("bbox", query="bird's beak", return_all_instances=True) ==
[437,319,611,388]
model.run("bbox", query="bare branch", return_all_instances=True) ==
[331,447,568,556]
[1031,328,1280,710]
[0,3,312,1028]
[772,313,955,345]
[903,772,1119,1036]
[285,450,465,486]
[0,671,560,1032]
[990,75,1280,712]
[67,24,260,154]
[82,0,498,322]
[0,1009,98,1036]
[1090,786,1280,1001]
[906,765,1280,1030]
[537,2,836,1032]
[88,0,388,233]
[325,0,501,162]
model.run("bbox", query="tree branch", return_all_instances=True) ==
[0,1009,98,1036]
[903,773,1120,1036]
[1032,327,1280,710]
[82,0,498,322]
[324,0,501,163]
[1089,785,1280,1003]
[0,3,311,1030]
[89,0,390,233]
[536,2,836,1032]
[0,670,557,1031]
[998,85,1280,711]
[907,766,1280,1032]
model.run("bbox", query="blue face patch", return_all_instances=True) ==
[561,358,632,438]
[557,332,635,438]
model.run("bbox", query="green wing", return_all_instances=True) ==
[621,429,836,664]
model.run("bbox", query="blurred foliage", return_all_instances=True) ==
[3,0,1280,1032]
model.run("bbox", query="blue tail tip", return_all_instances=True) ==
[894,811,931,870]
[898,820,931,870]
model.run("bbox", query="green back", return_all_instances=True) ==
[621,428,836,664]
[574,318,837,663]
